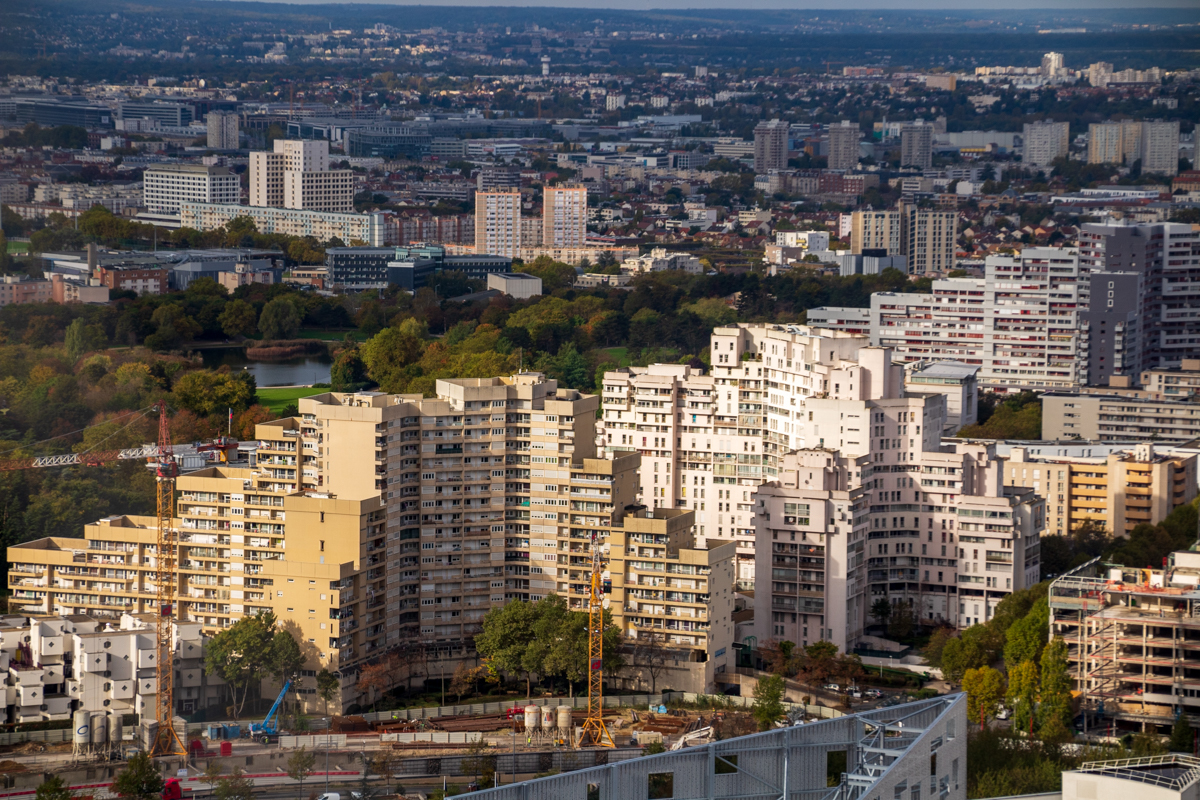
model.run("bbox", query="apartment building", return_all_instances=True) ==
[753,119,789,173]
[904,361,980,434]
[1088,122,1128,165]
[754,355,1043,649]
[542,186,588,248]
[0,274,53,306]
[1002,443,1196,537]
[1141,359,1200,401]
[900,121,934,169]
[871,247,1088,392]
[94,264,170,296]
[851,210,902,255]
[249,139,353,211]
[1141,120,1181,176]
[827,121,861,171]
[142,164,240,214]
[474,190,521,259]
[1022,120,1070,167]
[1049,549,1200,734]
[902,207,957,276]
[1079,222,1200,371]
[207,111,239,150]
[607,508,736,693]
[179,202,391,247]
[1042,392,1200,444]
[0,612,217,722]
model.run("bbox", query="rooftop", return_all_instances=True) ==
[1070,755,1200,792]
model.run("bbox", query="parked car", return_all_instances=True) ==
[824,683,840,691]
[996,707,1011,720]
[863,689,883,699]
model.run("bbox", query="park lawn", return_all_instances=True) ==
[257,386,326,413]
[600,347,630,366]
[6,241,29,254]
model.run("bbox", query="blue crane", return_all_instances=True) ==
[249,679,292,743]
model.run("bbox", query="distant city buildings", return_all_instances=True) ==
[1088,120,1179,175]
[142,164,240,214]
[900,120,934,169]
[474,189,522,259]
[249,139,353,212]
[542,185,587,248]
[206,111,239,150]
[753,118,789,173]
[826,120,861,171]
[1022,120,1070,167]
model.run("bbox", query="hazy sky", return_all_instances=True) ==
[245,0,1197,7]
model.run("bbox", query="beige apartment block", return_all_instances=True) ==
[827,121,861,172]
[284,169,354,213]
[1041,392,1200,443]
[607,508,736,693]
[1002,443,1197,537]
[474,190,521,258]
[851,210,902,255]
[250,139,351,211]
[1141,359,1200,401]
[542,185,588,248]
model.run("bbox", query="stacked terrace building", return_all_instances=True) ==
[599,326,1041,632]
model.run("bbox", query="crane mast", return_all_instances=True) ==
[151,403,185,757]
[577,528,614,748]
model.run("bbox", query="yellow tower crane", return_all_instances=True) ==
[576,528,615,748]
[151,403,186,757]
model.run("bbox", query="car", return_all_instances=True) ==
[850,689,863,699]
[996,707,1011,720]
[863,689,883,699]
[315,794,340,800]
[824,684,840,691]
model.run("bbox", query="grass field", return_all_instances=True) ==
[257,386,326,413]
[600,347,631,366]
[6,241,29,254]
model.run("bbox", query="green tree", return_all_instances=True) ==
[204,611,281,717]
[1037,638,1073,734]
[360,317,427,391]
[1170,713,1194,753]
[218,299,258,338]
[963,666,1006,728]
[752,674,786,730]
[112,752,164,800]
[199,762,223,795]
[1004,597,1050,670]
[316,669,339,715]
[145,304,202,351]
[34,776,74,800]
[214,768,254,800]
[173,371,257,417]
[64,318,106,360]
[923,626,955,669]
[286,746,316,800]
[258,298,302,340]
[475,599,541,697]
[330,348,368,392]
[1007,660,1039,736]
[869,598,891,628]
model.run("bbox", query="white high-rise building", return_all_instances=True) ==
[1022,120,1070,167]
[1042,51,1064,77]
[474,190,521,258]
[542,185,587,248]
[142,164,240,213]
[900,121,933,169]
[206,111,239,150]
[827,121,861,171]
[870,247,1088,392]
[1088,122,1126,165]
[249,139,352,212]
[753,354,1043,650]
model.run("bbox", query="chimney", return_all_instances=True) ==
[86,242,98,274]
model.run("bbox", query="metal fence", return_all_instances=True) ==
[392,748,646,779]
[359,694,669,724]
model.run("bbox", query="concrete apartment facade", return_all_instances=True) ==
[250,139,353,211]
[1042,392,1200,444]
[541,185,587,248]
[1002,443,1197,537]
[826,120,861,171]
[753,119,789,173]
[142,164,240,214]
[900,121,933,169]
[179,203,391,247]
[206,111,238,150]
[1022,120,1070,167]
[474,189,521,259]
[0,612,217,723]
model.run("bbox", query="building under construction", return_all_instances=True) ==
[1049,546,1200,734]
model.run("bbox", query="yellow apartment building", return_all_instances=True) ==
[1003,443,1197,536]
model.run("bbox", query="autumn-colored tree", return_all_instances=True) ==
[358,661,391,712]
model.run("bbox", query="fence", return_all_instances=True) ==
[358,694,669,724]
[0,729,72,746]
[392,748,645,779]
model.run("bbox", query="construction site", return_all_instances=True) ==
[1049,545,1200,736]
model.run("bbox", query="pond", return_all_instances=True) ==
[199,347,332,387]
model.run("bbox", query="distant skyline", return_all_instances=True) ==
[239,0,1197,8]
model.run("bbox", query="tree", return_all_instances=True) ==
[258,298,302,340]
[963,666,1006,729]
[34,776,74,800]
[1007,660,1039,736]
[1004,597,1049,670]
[1170,713,1193,753]
[316,669,339,715]
[870,598,891,628]
[358,661,391,711]
[174,371,258,417]
[887,599,916,639]
[199,762,224,796]
[475,599,540,697]
[923,627,955,669]
[1037,638,1073,735]
[218,299,258,338]
[112,752,164,800]
[631,631,672,693]
[214,767,254,800]
[286,746,316,800]
[64,318,105,360]
[204,611,281,717]
[330,348,368,392]
[145,304,202,351]
[461,738,496,789]
[752,674,786,730]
